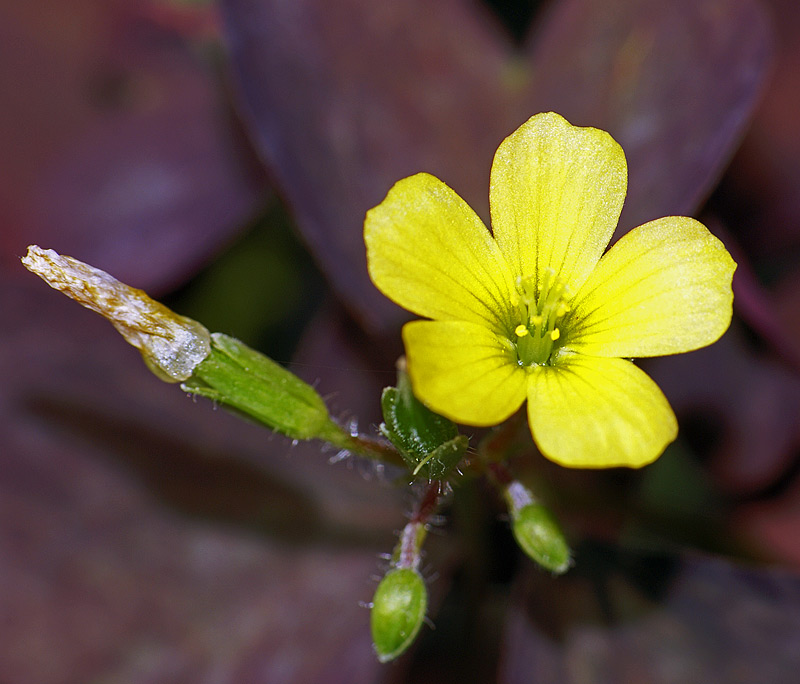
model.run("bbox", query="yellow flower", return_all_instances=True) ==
[364,112,736,468]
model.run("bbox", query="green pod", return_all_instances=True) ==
[184,333,342,442]
[370,567,428,663]
[511,502,571,574]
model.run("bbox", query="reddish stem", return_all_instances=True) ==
[396,481,443,569]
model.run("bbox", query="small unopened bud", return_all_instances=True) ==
[380,362,468,479]
[370,567,428,663]
[22,245,210,382]
[505,482,571,574]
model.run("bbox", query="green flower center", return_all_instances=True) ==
[512,269,571,366]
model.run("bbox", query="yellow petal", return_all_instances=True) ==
[527,355,677,468]
[365,173,516,331]
[567,217,736,357]
[490,112,627,293]
[403,320,526,427]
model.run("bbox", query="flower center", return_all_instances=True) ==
[512,269,570,366]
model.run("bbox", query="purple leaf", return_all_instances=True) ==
[499,545,800,684]
[647,328,800,496]
[524,0,771,238]
[734,475,800,568]
[0,1,267,293]
[221,0,770,331]
[28,62,268,294]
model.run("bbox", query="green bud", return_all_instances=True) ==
[183,333,342,442]
[380,367,468,479]
[511,502,571,574]
[370,567,428,663]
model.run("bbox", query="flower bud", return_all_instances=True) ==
[370,567,428,663]
[510,501,571,574]
[380,364,467,479]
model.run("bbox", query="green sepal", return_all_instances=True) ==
[370,567,428,663]
[379,370,467,479]
[183,333,342,442]
[511,503,571,574]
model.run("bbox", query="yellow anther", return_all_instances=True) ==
[512,271,569,366]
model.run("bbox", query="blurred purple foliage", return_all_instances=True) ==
[3,0,800,681]
[500,545,800,684]
[221,0,769,331]
[0,0,267,292]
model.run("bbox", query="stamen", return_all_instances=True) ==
[512,270,571,367]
